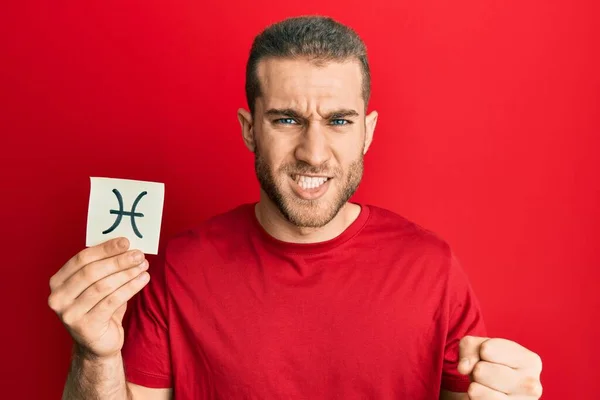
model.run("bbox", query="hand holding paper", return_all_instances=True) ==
[48,177,165,361]
[48,237,150,359]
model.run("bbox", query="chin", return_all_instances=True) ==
[279,195,342,228]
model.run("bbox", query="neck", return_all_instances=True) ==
[255,196,361,244]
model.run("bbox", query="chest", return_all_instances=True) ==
[168,253,448,398]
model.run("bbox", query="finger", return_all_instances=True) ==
[458,335,489,375]
[50,237,130,290]
[67,250,145,301]
[467,382,508,400]
[471,361,519,394]
[513,375,544,398]
[61,260,149,324]
[478,338,543,372]
[49,249,146,313]
[88,270,150,322]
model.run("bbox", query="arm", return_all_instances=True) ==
[128,382,172,399]
[61,344,172,400]
[48,238,172,400]
[62,346,129,400]
[440,389,469,400]
[438,250,487,394]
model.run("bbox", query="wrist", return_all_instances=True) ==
[73,343,122,364]
[68,343,127,399]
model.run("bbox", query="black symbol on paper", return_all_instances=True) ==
[102,189,147,238]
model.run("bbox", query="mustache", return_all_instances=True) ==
[280,162,340,177]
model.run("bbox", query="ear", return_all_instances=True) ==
[237,108,255,152]
[363,110,378,154]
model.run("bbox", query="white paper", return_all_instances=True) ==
[86,177,165,254]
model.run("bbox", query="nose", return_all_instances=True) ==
[294,121,331,167]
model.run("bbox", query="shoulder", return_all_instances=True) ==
[361,205,474,302]
[160,203,255,264]
[363,204,453,257]
[360,204,465,282]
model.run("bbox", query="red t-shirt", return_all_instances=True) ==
[122,203,486,399]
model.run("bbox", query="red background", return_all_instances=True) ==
[1,1,598,398]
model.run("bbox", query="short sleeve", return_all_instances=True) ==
[121,251,172,388]
[441,251,487,393]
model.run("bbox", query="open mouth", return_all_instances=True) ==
[290,174,332,199]
[292,174,330,190]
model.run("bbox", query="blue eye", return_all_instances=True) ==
[275,118,297,125]
[330,119,349,125]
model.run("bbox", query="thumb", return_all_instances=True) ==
[458,336,488,376]
[113,303,127,323]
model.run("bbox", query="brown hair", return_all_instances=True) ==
[245,15,371,114]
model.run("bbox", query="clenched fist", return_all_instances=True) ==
[458,336,543,399]
[48,237,150,359]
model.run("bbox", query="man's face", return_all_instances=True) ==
[240,57,377,228]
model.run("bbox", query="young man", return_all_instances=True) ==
[49,16,543,400]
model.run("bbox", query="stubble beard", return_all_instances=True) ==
[254,147,364,228]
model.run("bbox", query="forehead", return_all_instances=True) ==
[255,57,364,112]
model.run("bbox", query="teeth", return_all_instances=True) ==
[295,175,328,190]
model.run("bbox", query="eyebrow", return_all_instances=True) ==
[264,108,360,120]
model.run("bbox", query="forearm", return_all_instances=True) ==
[62,344,132,400]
